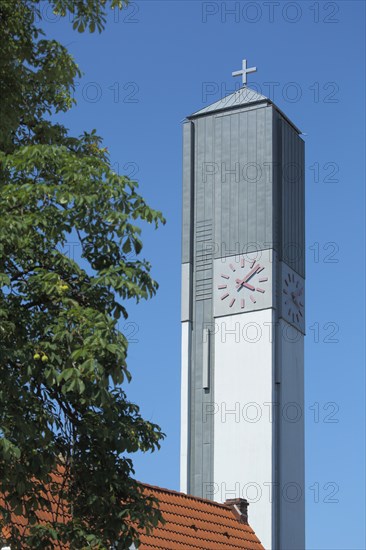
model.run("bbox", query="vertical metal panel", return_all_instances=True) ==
[265,107,273,244]
[238,110,249,252]
[204,116,214,222]
[214,116,222,256]
[195,220,213,301]
[229,112,239,250]
[202,328,210,389]
[279,117,305,277]
[300,139,305,275]
[195,118,206,224]
[247,109,257,247]
[202,442,211,496]
[209,105,274,257]
[221,115,231,253]
[190,115,216,496]
[273,110,282,253]
[256,107,265,246]
[191,298,203,494]
[201,297,214,495]
[283,121,288,250]
[182,122,194,264]
[190,297,214,497]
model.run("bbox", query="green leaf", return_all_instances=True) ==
[0,0,165,547]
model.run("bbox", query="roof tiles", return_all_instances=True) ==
[139,484,264,550]
[1,482,264,549]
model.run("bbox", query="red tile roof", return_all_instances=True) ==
[1,481,264,549]
[1,471,70,549]
[140,484,264,550]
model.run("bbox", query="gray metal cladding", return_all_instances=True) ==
[190,119,215,491]
[182,118,215,497]
[190,296,214,497]
[275,113,305,277]
[188,104,304,269]
[192,104,275,258]
[182,122,194,265]
[195,220,213,301]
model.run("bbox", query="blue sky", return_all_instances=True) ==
[42,2,365,548]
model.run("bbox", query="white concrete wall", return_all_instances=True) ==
[180,321,190,493]
[180,263,191,322]
[213,309,275,549]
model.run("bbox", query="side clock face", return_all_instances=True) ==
[281,269,305,332]
[213,254,273,317]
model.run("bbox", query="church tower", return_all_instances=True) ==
[180,61,305,549]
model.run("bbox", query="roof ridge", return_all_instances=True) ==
[141,482,233,510]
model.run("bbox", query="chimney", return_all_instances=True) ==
[224,498,249,524]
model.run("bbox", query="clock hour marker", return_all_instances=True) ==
[229,263,236,272]
[285,280,289,286]
[250,295,256,303]
[229,298,235,307]
[259,277,268,283]
[250,259,256,268]
[296,281,299,288]
[299,310,303,317]
[256,287,265,293]
[221,293,229,300]
[257,266,264,274]
[283,289,288,294]
[296,314,299,322]
[221,274,229,279]
[288,308,291,316]
[241,257,245,268]
[292,313,295,322]
[241,299,245,309]
[218,284,227,289]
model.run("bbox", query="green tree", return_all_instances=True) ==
[0,1,165,547]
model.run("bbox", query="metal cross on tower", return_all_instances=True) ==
[232,58,257,86]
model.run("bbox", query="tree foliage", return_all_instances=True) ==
[0,1,165,547]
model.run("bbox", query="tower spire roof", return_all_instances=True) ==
[189,86,268,118]
[187,86,302,134]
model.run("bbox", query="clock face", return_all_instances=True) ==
[213,253,274,317]
[281,267,305,333]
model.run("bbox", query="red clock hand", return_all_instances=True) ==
[242,282,255,291]
[291,287,303,308]
[236,264,261,288]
